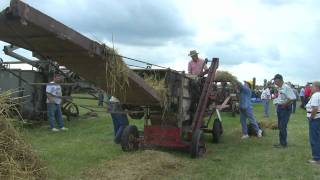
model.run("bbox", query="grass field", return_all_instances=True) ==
[22,100,320,180]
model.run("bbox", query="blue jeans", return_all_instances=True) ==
[262,99,270,117]
[109,102,129,143]
[47,103,64,129]
[277,106,292,146]
[240,106,260,135]
[309,118,320,161]
[111,113,129,143]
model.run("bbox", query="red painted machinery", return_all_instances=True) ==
[121,58,223,158]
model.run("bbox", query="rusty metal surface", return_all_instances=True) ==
[0,0,160,105]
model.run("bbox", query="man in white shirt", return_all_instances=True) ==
[261,85,271,118]
[272,74,296,148]
[306,81,320,165]
[46,75,68,132]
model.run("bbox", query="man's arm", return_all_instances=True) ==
[280,87,295,107]
[310,106,318,119]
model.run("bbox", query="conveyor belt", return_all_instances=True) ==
[0,0,160,105]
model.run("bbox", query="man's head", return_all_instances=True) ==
[189,50,199,61]
[312,81,320,93]
[273,74,283,87]
[53,74,63,83]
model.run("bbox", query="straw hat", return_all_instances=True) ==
[188,50,199,57]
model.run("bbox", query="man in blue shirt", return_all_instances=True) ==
[235,80,262,139]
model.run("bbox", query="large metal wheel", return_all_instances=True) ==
[190,129,206,158]
[121,125,139,152]
[62,102,79,121]
[212,118,223,143]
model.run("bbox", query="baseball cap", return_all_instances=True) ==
[273,74,283,81]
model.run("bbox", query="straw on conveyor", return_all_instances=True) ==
[102,44,129,101]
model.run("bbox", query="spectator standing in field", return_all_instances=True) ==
[291,85,299,113]
[306,81,320,165]
[261,85,271,117]
[300,87,305,109]
[46,75,68,132]
[305,84,312,107]
[272,74,296,148]
[187,50,208,76]
[108,96,129,144]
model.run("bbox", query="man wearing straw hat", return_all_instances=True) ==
[187,50,208,76]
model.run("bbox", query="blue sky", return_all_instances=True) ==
[0,0,319,85]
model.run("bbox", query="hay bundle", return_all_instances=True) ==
[215,71,237,82]
[143,73,169,108]
[102,44,129,101]
[0,91,47,179]
[259,120,278,130]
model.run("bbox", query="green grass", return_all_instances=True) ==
[22,102,320,180]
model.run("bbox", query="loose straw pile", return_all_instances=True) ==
[0,91,47,179]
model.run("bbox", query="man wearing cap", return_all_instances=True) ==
[235,80,262,139]
[273,74,296,148]
[187,50,208,76]
[108,96,129,144]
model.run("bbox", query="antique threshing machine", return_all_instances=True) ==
[0,0,231,157]
[121,59,225,158]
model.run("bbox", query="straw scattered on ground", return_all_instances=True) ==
[0,91,47,180]
[259,120,278,130]
[82,150,185,180]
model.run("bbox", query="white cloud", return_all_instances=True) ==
[0,0,319,85]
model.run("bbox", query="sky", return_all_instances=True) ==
[0,0,319,85]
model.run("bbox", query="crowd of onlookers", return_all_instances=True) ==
[260,77,320,165]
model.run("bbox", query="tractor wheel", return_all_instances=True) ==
[121,125,139,152]
[190,129,206,158]
[212,118,223,143]
[62,102,79,121]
